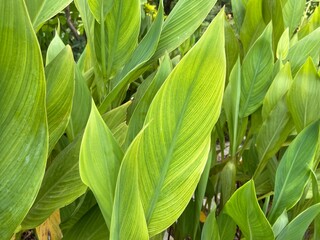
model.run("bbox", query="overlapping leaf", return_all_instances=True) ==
[80,101,123,228]
[113,10,226,237]
[268,120,319,223]
[45,46,75,153]
[0,1,48,238]
[239,23,274,117]
[281,0,305,36]
[88,0,114,23]
[287,58,320,132]
[25,0,73,31]
[224,180,274,239]
[21,135,87,229]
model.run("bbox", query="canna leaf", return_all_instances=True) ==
[88,0,114,23]
[98,1,164,111]
[46,31,65,66]
[224,180,274,240]
[286,27,320,76]
[21,135,87,229]
[110,131,149,239]
[262,62,292,119]
[80,100,123,229]
[287,58,320,132]
[125,54,172,146]
[63,205,109,240]
[201,204,220,240]
[114,10,226,236]
[268,120,320,223]
[277,203,320,240]
[0,1,48,238]
[231,0,246,32]
[25,0,73,31]
[45,46,75,153]
[239,23,274,117]
[151,0,218,60]
[281,0,305,36]
[276,28,290,60]
[240,0,267,53]
[35,210,62,240]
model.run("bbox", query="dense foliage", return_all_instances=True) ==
[1,0,320,239]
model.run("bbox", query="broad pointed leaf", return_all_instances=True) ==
[0,1,48,238]
[268,120,320,223]
[239,23,274,117]
[35,210,62,240]
[224,180,274,240]
[281,0,305,36]
[80,101,123,228]
[45,46,75,153]
[287,58,320,132]
[119,10,226,236]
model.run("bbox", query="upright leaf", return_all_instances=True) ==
[110,132,149,240]
[151,0,218,60]
[88,0,114,23]
[231,0,246,32]
[35,210,62,240]
[45,46,75,153]
[240,0,267,53]
[201,204,220,240]
[0,1,48,238]
[281,0,305,36]
[98,2,164,111]
[239,23,274,117]
[287,58,320,132]
[268,121,320,223]
[25,0,73,31]
[117,10,226,236]
[80,101,123,228]
[224,180,274,240]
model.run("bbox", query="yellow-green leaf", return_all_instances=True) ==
[46,46,75,153]
[224,180,274,240]
[88,0,114,23]
[0,1,48,238]
[287,58,320,132]
[80,100,123,228]
[25,0,73,31]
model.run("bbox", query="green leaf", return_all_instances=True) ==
[151,0,218,60]
[224,180,274,240]
[277,203,320,240]
[21,136,87,229]
[272,210,288,237]
[46,31,65,65]
[276,28,290,60]
[239,23,274,117]
[281,0,305,36]
[88,0,114,23]
[98,2,164,111]
[254,99,294,179]
[65,66,92,140]
[216,213,236,240]
[201,204,220,240]
[268,120,320,223]
[287,58,320,132]
[225,21,240,81]
[223,58,241,156]
[110,131,149,239]
[63,205,109,240]
[80,100,123,229]
[119,10,226,236]
[240,0,267,53]
[95,0,140,78]
[262,62,292,119]
[286,27,320,76]
[125,54,172,146]
[25,0,73,31]
[45,46,75,153]
[231,0,246,32]
[0,1,48,238]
